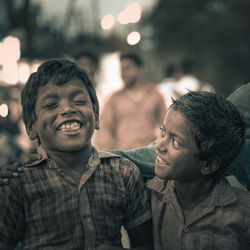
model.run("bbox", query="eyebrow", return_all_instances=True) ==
[41,89,89,101]
[40,94,58,102]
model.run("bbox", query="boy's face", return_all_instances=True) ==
[28,78,97,153]
[155,109,205,182]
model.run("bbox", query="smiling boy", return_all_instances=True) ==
[0,59,152,250]
[148,91,250,250]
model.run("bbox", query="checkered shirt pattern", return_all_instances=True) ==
[0,147,151,250]
[147,177,250,250]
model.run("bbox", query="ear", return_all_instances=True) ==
[26,122,38,141]
[201,161,219,175]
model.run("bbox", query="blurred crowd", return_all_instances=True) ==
[0,52,214,172]
[0,51,217,167]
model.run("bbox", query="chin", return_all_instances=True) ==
[61,142,91,152]
[155,165,171,180]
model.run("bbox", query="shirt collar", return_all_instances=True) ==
[147,177,237,207]
[23,145,49,167]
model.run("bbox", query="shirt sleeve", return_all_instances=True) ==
[0,179,24,249]
[122,160,152,229]
[110,141,156,180]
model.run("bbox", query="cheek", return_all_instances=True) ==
[169,149,194,169]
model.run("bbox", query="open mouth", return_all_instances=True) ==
[156,156,169,165]
[57,120,82,132]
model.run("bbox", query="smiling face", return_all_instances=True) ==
[155,108,205,182]
[27,78,97,154]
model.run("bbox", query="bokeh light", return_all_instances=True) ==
[18,60,31,83]
[101,15,115,30]
[118,10,129,25]
[127,31,141,45]
[0,104,9,118]
[126,3,141,23]
[118,3,141,24]
[0,36,21,85]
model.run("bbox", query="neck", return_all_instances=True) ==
[125,79,144,89]
[174,178,214,210]
[46,145,92,172]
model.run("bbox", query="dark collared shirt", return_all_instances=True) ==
[0,147,151,250]
[147,177,250,250]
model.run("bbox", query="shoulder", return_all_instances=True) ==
[145,81,159,91]
[98,151,141,181]
[232,187,250,209]
[105,89,125,102]
[100,151,140,174]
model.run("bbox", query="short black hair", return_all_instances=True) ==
[21,59,99,128]
[120,53,143,67]
[170,91,245,180]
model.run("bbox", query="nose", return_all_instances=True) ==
[60,100,77,116]
[156,135,168,154]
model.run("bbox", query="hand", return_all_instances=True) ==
[0,162,23,185]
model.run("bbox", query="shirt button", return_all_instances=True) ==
[183,227,190,233]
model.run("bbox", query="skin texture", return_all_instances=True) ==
[28,78,96,154]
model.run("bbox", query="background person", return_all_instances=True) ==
[96,53,166,151]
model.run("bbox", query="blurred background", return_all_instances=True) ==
[0,0,250,166]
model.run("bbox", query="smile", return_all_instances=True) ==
[156,156,169,165]
[57,120,82,132]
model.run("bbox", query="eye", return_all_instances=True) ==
[172,137,181,149]
[43,102,57,109]
[159,126,166,137]
[74,99,89,105]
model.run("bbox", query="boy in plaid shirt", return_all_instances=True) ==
[0,59,152,250]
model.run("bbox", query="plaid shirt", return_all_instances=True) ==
[0,147,151,250]
[147,177,250,250]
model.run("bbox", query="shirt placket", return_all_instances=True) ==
[78,151,100,250]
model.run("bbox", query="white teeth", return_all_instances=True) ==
[59,121,81,131]
[157,156,168,165]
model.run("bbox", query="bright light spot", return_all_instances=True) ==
[2,62,18,84]
[2,36,20,62]
[118,3,141,24]
[0,36,21,85]
[126,3,141,23]
[101,15,114,30]
[18,61,30,83]
[118,10,129,24]
[0,104,9,117]
[127,31,141,45]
